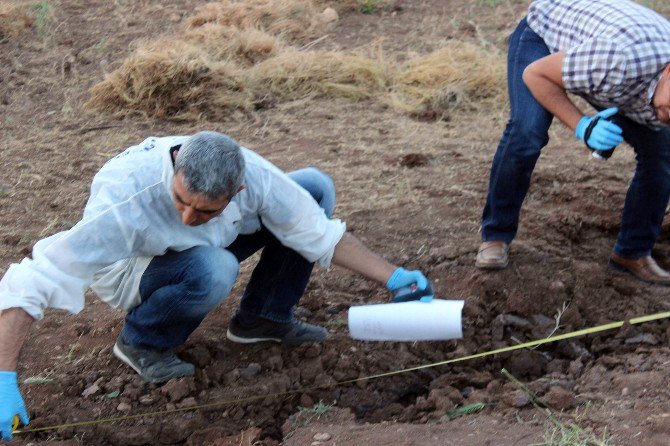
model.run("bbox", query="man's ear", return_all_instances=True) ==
[172,149,179,163]
[236,185,246,194]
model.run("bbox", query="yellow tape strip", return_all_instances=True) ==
[15,310,670,434]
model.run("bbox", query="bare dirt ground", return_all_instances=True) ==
[1,0,670,445]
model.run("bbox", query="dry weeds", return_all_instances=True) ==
[186,0,329,42]
[86,0,505,121]
[0,2,34,39]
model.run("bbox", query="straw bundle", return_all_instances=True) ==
[248,49,392,102]
[86,40,251,120]
[390,42,506,115]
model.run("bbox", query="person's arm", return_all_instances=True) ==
[331,232,396,284]
[522,51,583,131]
[0,308,33,370]
[522,50,624,151]
[0,308,33,441]
[331,232,432,302]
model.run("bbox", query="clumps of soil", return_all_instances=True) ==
[86,0,504,121]
[399,153,430,167]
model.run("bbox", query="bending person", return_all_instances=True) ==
[477,0,670,285]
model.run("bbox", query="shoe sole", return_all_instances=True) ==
[608,258,670,286]
[113,343,194,383]
[475,259,508,270]
[226,329,282,344]
[226,329,326,346]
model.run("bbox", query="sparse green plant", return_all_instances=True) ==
[360,0,379,14]
[477,0,500,7]
[284,400,337,440]
[502,369,613,446]
[23,376,54,384]
[92,37,107,54]
[65,342,79,362]
[446,402,486,420]
[297,399,336,423]
[30,0,50,35]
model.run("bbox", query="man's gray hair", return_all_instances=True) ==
[175,131,245,200]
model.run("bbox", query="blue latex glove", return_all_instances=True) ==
[386,267,434,303]
[0,371,29,441]
[575,107,624,151]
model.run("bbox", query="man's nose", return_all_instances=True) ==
[181,207,197,225]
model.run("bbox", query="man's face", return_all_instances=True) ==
[653,64,670,124]
[172,171,230,226]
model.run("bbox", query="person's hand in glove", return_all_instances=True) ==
[0,371,29,441]
[575,107,624,151]
[386,267,434,303]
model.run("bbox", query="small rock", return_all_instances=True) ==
[103,376,124,393]
[314,432,332,441]
[240,363,262,378]
[266,354,283,371]
[117,402,132,412]
[542,386,576,410]
[82,383,101,398]
[139,395,156,405]
[321,7,338,23]
[176,397,197,408]
[294,307,313,319]
[624,333,659,345]
[501,390,531,408]
[160,378,194,402]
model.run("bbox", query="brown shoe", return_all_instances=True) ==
[475,241,509,269]
[609,253,670,286]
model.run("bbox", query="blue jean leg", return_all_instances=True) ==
[481,18,554,242]
[226,167,336,323]
[612,116,670,258]
[122,246,239,350]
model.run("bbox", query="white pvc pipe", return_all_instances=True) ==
[348,299,464,341]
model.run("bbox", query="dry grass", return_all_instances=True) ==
[86,0,506,121]
[0,2,34,39]
[184,24,281,66]
[389,42,506,117]
[187,0,331,42]
[248,48,392,102]
[87,40,252,120]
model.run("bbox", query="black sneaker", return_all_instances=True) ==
[226,316,327,347]
[113,336,195,383]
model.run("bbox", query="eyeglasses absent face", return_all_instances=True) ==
[171,171,231,226]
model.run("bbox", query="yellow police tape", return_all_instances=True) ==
[13,310,670,435]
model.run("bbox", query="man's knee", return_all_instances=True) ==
[290,167,336,217]
[506,118,550,157]
[185,247,239,309]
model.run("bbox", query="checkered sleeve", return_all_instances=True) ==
[562,39,627,97]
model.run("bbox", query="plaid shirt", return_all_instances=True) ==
[527,0,670,129]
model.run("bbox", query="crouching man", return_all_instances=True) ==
[0,131,433,440]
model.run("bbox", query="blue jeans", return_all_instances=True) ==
[122,168,336,350]
[481,18,670,258]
